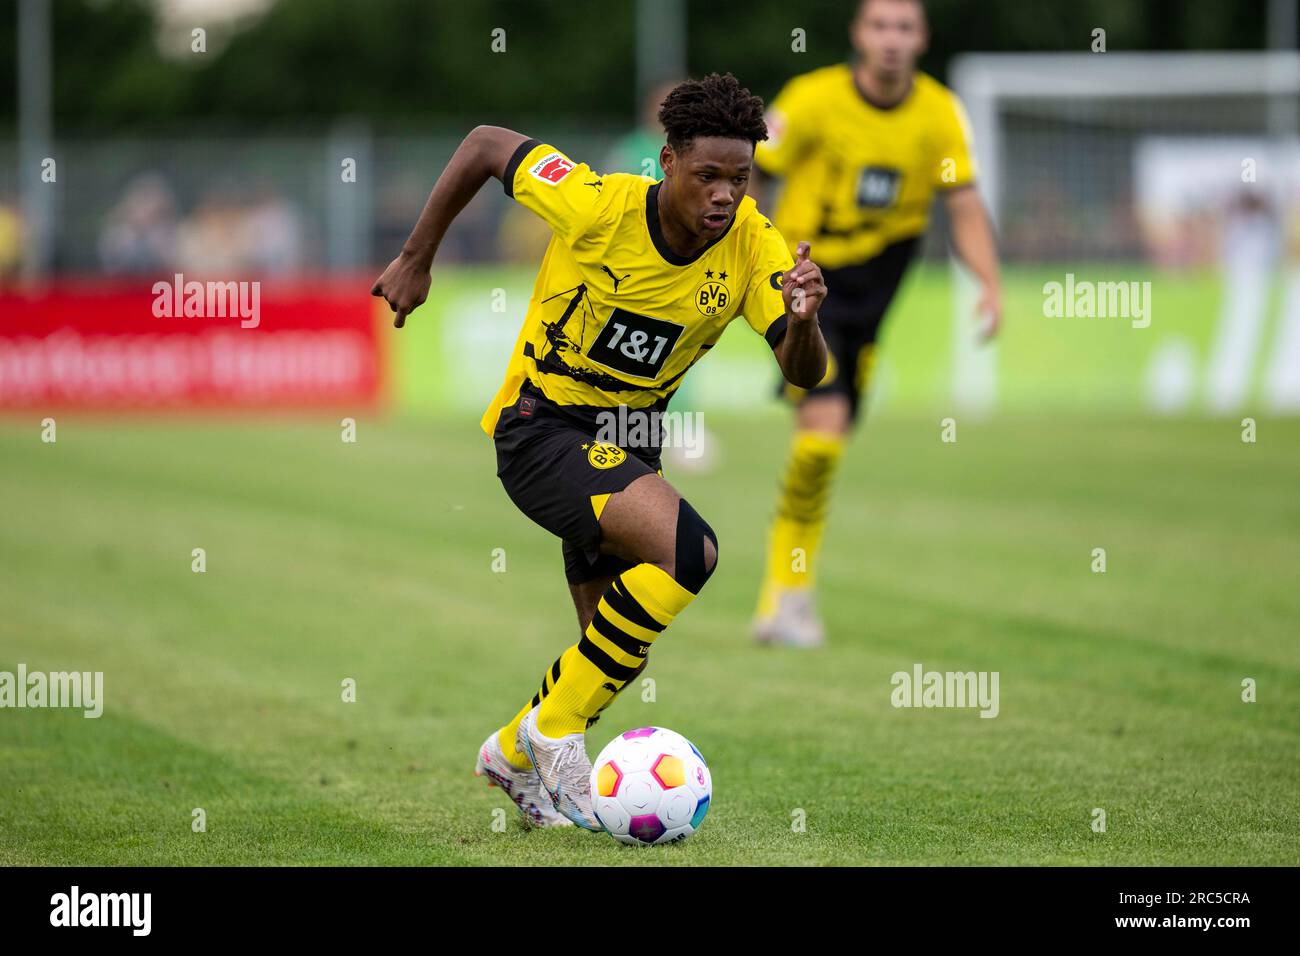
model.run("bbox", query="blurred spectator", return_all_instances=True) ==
[175,187,247,276]
[0,196,22,284]
[172,182,305,277]
[243,185,305,275]
[374,169,431,264]
[97,173,179,275]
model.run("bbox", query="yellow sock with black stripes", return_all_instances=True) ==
[497,645,580,770]
[757,430,845,617]
[533,563,695,739]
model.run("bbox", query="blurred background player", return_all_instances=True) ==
[750,0,1003,647]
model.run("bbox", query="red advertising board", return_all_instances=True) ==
[0,278,383,410]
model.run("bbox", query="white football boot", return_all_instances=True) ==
[752,588,826,648]
[516,706,603,831]
[474,730,573,829]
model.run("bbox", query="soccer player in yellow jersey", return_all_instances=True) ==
[371,74,828,829]
[751,0,1002,647]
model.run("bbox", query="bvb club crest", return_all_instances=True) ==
[695,280,730,316]
[587,442,626,470]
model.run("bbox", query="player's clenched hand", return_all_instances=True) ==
[976,282,1002,342]
[781,241,826,322]
[370,252,432,329]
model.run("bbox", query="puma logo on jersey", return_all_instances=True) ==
[601,265,631,292]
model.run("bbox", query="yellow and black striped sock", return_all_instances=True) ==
[497,645,578,770]
[757,430,845,617]
[528,563,695,739]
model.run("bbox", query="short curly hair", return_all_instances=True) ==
[657,73,768,153]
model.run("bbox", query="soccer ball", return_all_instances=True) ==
[590,726,711,845]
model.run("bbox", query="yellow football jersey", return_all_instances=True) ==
[755,65,976,270]
[481,139,795,436]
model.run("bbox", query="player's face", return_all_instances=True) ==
[660,137,754,236]
[852,0,927,79]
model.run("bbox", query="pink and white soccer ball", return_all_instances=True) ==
[590,726,712,845]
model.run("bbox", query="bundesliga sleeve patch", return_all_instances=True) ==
[529,151,575,185]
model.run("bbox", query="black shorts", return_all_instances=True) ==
[780,236,920,421]
[494,381,664,585]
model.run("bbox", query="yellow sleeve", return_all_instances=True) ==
[504,140,604,243]
[754,77,817,178]
[933,91,978,189]
[739,218,796,347]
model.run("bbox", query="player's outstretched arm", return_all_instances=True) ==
[774,241,829,389]
[371,125,530,328]
[943,185,1003,341]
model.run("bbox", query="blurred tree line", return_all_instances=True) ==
[0,0,1289,133]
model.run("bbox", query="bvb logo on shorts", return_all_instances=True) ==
[586,441,626,470]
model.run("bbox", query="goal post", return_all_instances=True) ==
[951,51,1300,225]
[945,51,1300,414]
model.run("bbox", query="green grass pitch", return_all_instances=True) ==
[1,412,1297,865]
